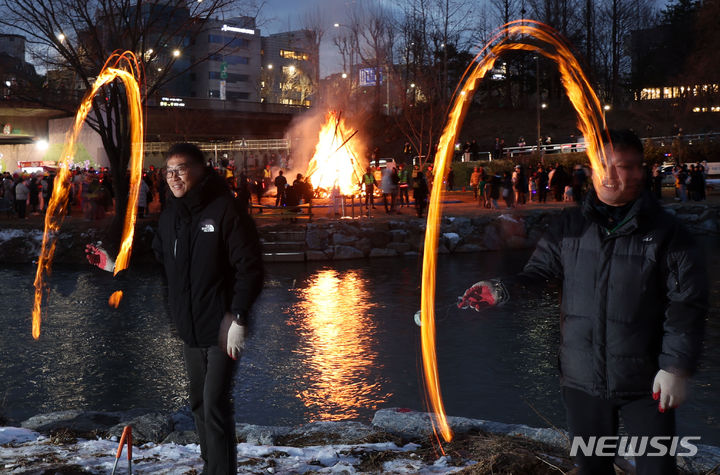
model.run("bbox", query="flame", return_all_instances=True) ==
[32,51,144,339]
[108,290,124,308]
[305,111,366,195]
[421,20,611,444]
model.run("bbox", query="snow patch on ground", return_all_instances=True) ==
[0,228,44,243]
[0,431,466,474]
[0,427,41,445]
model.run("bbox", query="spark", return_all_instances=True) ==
[32,51,144,339]
[420,20,610,445]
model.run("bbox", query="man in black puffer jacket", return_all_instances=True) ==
[88,143,263,475]
[154,143,263,474]
[458,130,707,475]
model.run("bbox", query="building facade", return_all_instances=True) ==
[260,30,319,107]
[183,16,262,102]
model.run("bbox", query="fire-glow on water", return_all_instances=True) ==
[32,52,144,339]
[305,111,366,195]
[421,20,612,445]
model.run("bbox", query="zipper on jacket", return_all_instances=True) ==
[173,238,177,258]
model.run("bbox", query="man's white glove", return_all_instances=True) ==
[85,242,115,272]
[457,280,507,311]
[219,312,245,360]
[652,369,687,412]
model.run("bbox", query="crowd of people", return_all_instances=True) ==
[2,154,713,223]
[653,162,710,202]
[467,162,590,209]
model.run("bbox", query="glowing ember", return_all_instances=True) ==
[108,290,124,308]
[32,51,144,339]
[305,111,366,195]
[421,20,611,444]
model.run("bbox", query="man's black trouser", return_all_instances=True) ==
[183,344,238,475]
[563,386,677,475]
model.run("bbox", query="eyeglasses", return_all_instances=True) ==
[165,164,190,179]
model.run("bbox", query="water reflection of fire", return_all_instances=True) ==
[305,112,366,196]
[290,269,390,421]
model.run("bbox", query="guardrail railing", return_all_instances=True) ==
[476,132,719,160]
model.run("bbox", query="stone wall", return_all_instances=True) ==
[0,203,717,265]
[299,212,557,261]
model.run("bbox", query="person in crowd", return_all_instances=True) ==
[262,164,272,191]
[572,164,587,203]
[426,164,434,190]
[689,164,703,202]
[493,137,503,160]
[512,165,527,205]
[536,165,549,203]
[14,176,29,219]
[470,167,481,200]
[362,167,376,210]
[550,164,568,202]
[234,173,251,213]
[381,165,397,213]
[502,171,514,208]
[40,173,51,213]
[253,176,264,213]
[302,176,314,209]
[137,174,150,219]
[398,164,411,207]
[28,175,40,214]
[470,139,480,160]
[457,130,707,475]
[87,143,263,475]
[528,170,537,202]
[447,166,455,191]
[477,173,487,208]
[274,170,287,207]
[652,163,663,201]
[676,165,688,202]
[413,171,429,217]
[487,173,501,209]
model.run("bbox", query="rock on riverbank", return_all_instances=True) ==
[2,408,719,474]
[1,203,718,265]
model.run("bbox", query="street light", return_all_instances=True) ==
[172,49,181,58]
[267,64,273,70]
[541,103,547,109]
[341,72,347,79]
[603,104,611,122]
[287,65,296,74]
[56,33,65,42]
[333,23,340,28]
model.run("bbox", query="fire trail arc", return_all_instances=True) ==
[420,20,611,444]
[32,52,145,339]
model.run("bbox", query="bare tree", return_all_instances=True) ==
[301,5,326,87]
[0,0,259,239]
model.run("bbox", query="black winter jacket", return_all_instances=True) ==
[502,189,707,398]
[152,170,264,347]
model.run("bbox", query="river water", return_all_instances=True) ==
[1,242,718,444]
